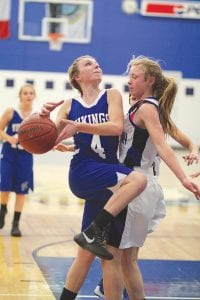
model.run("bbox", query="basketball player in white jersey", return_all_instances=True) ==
[94,92,199,299]
[98,56,200,300]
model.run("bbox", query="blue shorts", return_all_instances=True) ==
[0,152,33,194]
[69,158,132,248]
[69,158,132,201]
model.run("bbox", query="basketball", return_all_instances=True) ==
[18,113,58,154]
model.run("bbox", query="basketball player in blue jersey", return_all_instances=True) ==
[40,55,148,299]
[0,84,36,236]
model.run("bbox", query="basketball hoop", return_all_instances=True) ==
[48,33,64,51]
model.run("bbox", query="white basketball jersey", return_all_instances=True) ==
[119,97,159,172]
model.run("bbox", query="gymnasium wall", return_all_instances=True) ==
[0,70,199,146]
[0,0,199,146]
[0,0,200,78]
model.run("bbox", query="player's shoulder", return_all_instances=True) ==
[4,107,14,114]
[107,88,121,96]
[138,100,158,113]
[61,98,72,110]
[107,88,122,105]
[137,102,159,124]
[1,107,15,119]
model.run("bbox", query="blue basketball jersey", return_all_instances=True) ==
[1,109,32,159]
[68,89,119,164]
[0,109,33,193]
[67,89,132,201]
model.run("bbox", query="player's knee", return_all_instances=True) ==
[121,253,131,268]
[76,248,95,264]
[129,171,147,192]
[138,172,147,190]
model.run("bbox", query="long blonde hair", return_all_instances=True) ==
[67,55,95,96]
[128,56,178,136]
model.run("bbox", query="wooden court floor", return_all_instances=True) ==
[0,149,200,300]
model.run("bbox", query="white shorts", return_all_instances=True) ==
[119,172,166,249]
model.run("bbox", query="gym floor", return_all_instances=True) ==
[0,149,200,300]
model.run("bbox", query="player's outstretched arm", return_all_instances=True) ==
[181,177,200,200]
[190,172,200,178]
[140,104,200,200]
[171,126,199,165]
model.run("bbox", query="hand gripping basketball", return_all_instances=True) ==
[55,119,78,145]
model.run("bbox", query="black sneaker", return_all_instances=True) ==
[0,210,7,229]
[74,223,113,260]
[11,221,22,237]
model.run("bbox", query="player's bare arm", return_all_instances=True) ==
[138,104,200,199]
[0,108,17,144]
[191,172,200,178]
[171,127,199,165]
[55,99,72,133]
[59,88,124,139]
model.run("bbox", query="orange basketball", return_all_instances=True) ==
[18,113,58,154]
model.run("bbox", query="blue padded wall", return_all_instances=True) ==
[0,0,199,78]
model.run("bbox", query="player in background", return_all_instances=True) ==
[0,84,36,236]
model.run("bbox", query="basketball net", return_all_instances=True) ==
[48,33,64,51]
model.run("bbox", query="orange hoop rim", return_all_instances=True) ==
[48,32,64,42]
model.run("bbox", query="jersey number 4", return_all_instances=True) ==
[91,135,106,159]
